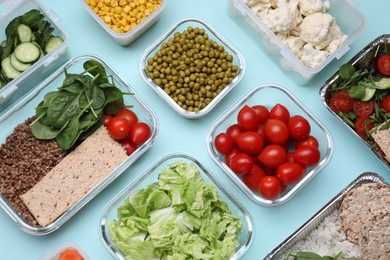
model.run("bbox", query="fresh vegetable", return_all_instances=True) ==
[285,250,343,260]
[108,161,242,259]
[58,248,84,260]
[288,115,311,141]
[229,152,253,175]
[237,105,259,131]
[276,162,305,186]
[0,9,64,88]
[264,119,289,145]
[108,116,131,140]
[375,53,390,76]
[236,131,264,155]
[30,60,129,150]
[129,122,152,145]
[214,132,234,155]
[269,103,290,123]
[258,176,282,200]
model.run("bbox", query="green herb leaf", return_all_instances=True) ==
[348,85,366,99]
[339,63,356,80]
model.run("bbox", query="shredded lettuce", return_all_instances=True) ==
[108,161,242,260]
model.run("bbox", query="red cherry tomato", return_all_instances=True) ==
[116,108,138,127]
[104,114,113,127]
[295,135,319,149]
[376,54,390,76]
[236,131,264,155]
[226,124,243,145]
[214,133,234,155]
[242,164,265,191]
[224,148,240,166]
[258,176,282,200]
[251,105,269,124]
[229,153,253,175]
[264,119,289,145]
[237,105,259,131]
[329,90,354,114]
[130,122,151,145]
[276,162,305,186]
[269,103,290,123]
[288,115,311,141]
[258,144,287,169]
[353,100,374,117]
[119,138,138,156]
[292,146,321,167]
[108,116,131,140]
[354,117,374,139]
[381,95,390,113]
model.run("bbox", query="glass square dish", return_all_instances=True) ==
[0,54,159,235]
[139,18,245,119]
[99,152,253,259]
[0,0,69,113]
[320,34,390,171]
[207,84,333,206]
[80,0,166,46]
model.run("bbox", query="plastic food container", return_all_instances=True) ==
[207,84,333,206]
[0,54,159,235]
[38,242,90,260]
[264,172,388,259]
[140,18,245,119]
[0,0,69,113]
[80,0,166,46]
[100,152,253,259]
[320,34,390,171]
[228,0,365,84]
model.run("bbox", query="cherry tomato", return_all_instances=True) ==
[354,117,374,139]
[376,54,390,76]
[258,176,282,200]
[292,146,320,167]
[256,123,268,145]
[242,164,265,191]
[108,116,131,140]
[236,131,264,155]
[264,119,289,145]
[353,100,374,117]
[288,115,311,141]
[381,95,390,113]
[276,162,305,186]
[104,114,113,127]
[258,144,287,169]
[214,133,234,155]
[252,105,269,124]
[119,138,138,156]
[269,103,290,123]
[229,153,253,175]
[224,148,240,166]
[295,135,319,149]
[116,108,138,126]
[130,122,151,145]
[329,90,354,114]
[226,124,243,145]
[237,105,259,131]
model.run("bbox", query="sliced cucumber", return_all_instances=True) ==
[10,52,32,72]
[17,24,33,43]
[1,56,21,79]
[44,36,63,53]
[14,42,40,63]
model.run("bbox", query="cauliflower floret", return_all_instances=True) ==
[326,24,348,52]
[299,13,335,49]
[243,0,263,7]
[259,0,300,34]
[298,0,330,16]
[279,34,305,58]
[251,1,272,15]
[300,43,329,68]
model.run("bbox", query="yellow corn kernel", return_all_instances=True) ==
[103,0,110,4]
[123,5,131,13]
[119,0,128,6]
[114,6,121,13]
[124,24,131,31]
[103,15,111,23]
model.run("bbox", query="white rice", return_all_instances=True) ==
[285,210,361,259]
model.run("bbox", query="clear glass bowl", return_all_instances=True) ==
[0,54,159,235]
[207,84,333,206]
[139,18,245,119]
[100,152,253,259]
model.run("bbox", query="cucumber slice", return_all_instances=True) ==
[17,24,33,43]
[1,56,21,80]
[14,42,40,63]
[10,52,31,72]
[44,36,64,53]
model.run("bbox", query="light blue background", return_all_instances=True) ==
[0,0,389,259]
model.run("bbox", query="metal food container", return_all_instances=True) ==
[264,172,388,259]
[80,0,166,46]
[0,0,69,113]
[139,18,245,119]
[228,0,365,84]
[99,152,253,259]
[320,34,390,171]
[207,84,333,206]
[0,54,159,235]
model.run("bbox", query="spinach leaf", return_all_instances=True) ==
[83,59,108,84]
[56,116,80,150]
[31,118,62,140]
[47,91,81,128]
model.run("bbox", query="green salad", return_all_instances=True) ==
[108,161,242,260]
